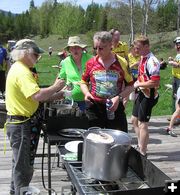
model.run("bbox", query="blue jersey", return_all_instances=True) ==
[0,46,7,65]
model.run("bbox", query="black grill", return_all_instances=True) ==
[63,147,171,195]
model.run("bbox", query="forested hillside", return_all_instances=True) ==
[0,0,179,43]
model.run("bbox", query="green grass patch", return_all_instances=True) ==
[35,31,177,116]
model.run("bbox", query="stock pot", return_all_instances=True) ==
[82,129,132,181]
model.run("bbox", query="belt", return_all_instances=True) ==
[7,115,29,121]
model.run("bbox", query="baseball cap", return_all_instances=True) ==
[173,37,180,44]
[14,39,44,54]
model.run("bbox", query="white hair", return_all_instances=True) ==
[10,48,34,62]
[93,31,112,43]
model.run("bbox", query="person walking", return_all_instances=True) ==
[58,36,92,111]
[80,31,134,131]
[0,42,10,98]
[5,39,65,195]
[131,36,160,156]
[168,37,180,126]
[166,86,180,137]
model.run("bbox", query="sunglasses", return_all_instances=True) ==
[93,47,104,51]
[33,53,40,58]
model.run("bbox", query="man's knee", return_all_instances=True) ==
[138,121,148,130]
[131,116,138,126]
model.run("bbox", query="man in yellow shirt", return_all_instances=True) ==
[168,37,180,110]
[168,37,180,128]
[6,39,65,195]
[110,29,129,63]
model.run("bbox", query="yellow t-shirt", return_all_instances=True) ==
[112,41,129,59]
[116,55,133,84]
[172,54,180,79]
[6,61,40,117]
[128,53,140,69]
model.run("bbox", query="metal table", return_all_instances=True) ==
[44,115,88,195]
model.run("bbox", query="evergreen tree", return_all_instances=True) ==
[29,0,36,10]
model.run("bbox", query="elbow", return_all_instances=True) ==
[32,91,48,102]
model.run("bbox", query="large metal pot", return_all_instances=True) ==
[82,129,132,181]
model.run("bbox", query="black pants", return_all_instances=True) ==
[0,71,5,94]
[86,101,128,132]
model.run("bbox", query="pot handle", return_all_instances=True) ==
[76,127,102,138]
[107,144,122,155]
[87,127,101,131]
[107,144,127,155]
[107,144,131,155]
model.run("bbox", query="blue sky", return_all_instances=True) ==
[0,0,108,14]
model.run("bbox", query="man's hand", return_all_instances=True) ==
[53,78,65,91]
[134,80,140,89]
[85,92,95,104]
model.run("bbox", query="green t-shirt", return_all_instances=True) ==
[59,52,92,101]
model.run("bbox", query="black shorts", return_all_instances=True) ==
[132,91,159,122]
[0,71,5,93]
[86,101,128,132]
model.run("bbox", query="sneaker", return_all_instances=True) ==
[168,130,178,137]
[166,128,178,137]
[134,145,140,151]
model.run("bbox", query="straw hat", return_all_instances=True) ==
[64,36,87,50]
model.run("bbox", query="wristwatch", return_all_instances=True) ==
[118,94,123,101]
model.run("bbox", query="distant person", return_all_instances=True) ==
[159,58,167,70]
[48,46,53,56]
[80,31,134,130]
[128,44,140,102]
[166,86,180,137]
[0,42,10,97]
[168,37,180,125]
[110,29,130,106]
[5,39,65,195]
[58,50,67,61]
[58,36,92,111]
[131,36,160,156]
[110,28,129,63]
[128,44,141,81]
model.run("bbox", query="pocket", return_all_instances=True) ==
[6,123,21,143]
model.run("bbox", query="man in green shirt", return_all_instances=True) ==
[59,36,92,111]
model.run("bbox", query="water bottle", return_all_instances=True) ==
[106,99,115,120]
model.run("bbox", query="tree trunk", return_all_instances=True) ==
[177,0,180,36]
[130,0,134,44]
[141,0,148,36]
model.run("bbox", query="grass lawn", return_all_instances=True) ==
[35,31,177,116]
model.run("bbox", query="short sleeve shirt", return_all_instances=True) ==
[172,53,180,79]
[112,41,129,59]
[81,55,133,103]
[6,61,40,117]
[59,53,92,101]
[128,53,140,70]
[138,52,160,98]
